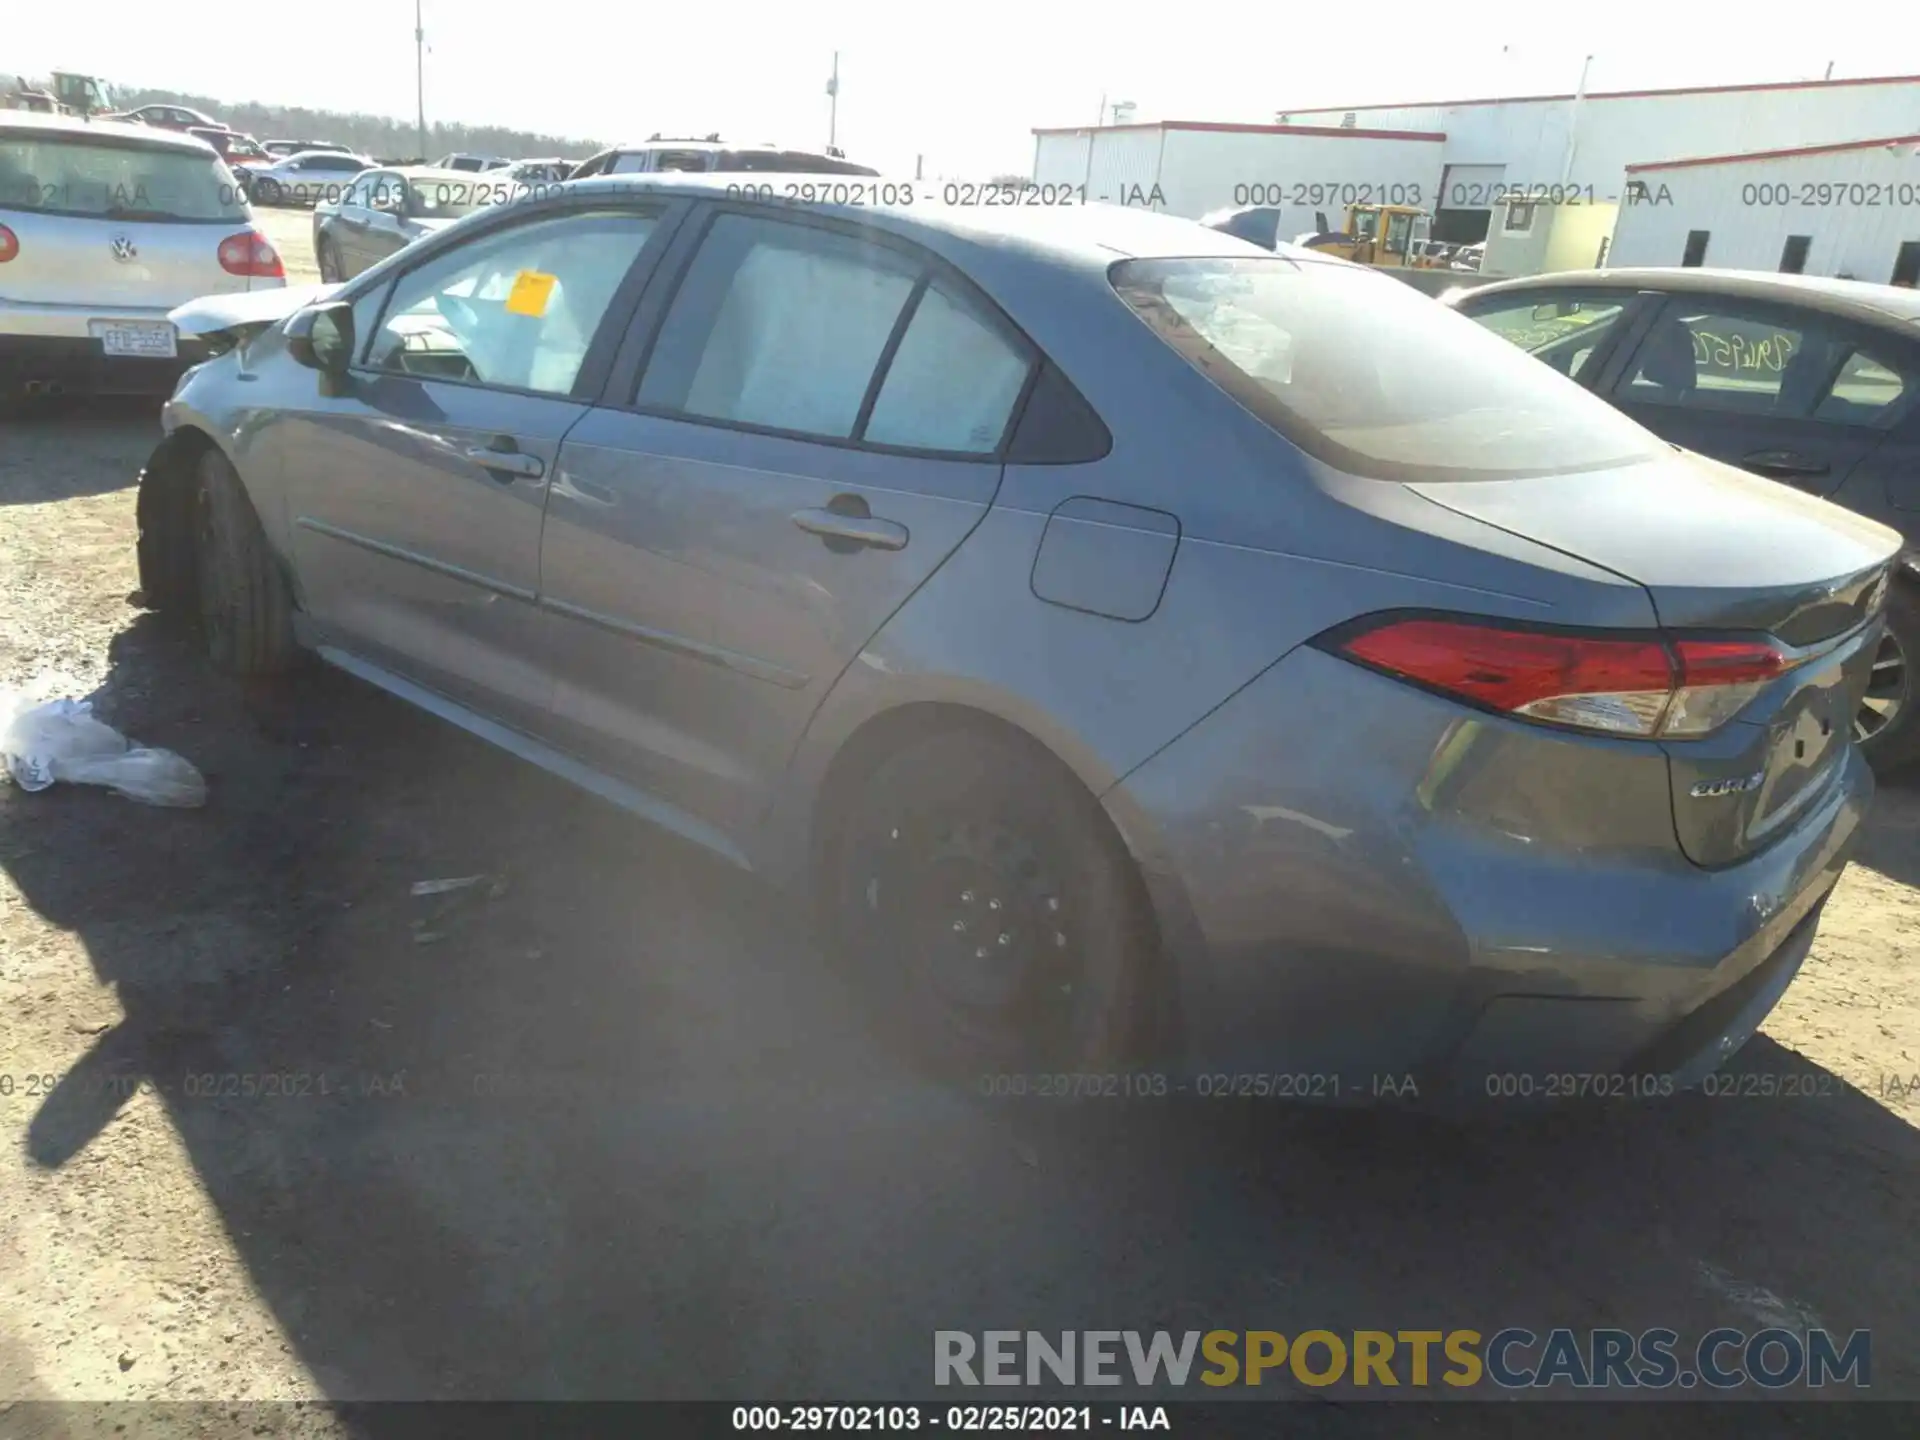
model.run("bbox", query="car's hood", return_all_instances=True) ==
[169,282,340,337]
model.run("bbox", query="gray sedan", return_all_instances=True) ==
[312,166,519,282]
[135,177,1898,1104]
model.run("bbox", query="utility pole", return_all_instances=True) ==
[826,52,839,151]
[415,0,427,160]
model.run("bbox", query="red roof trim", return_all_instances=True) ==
[1029,120,1446,142]
[1626,133,1920,171]
[1278,73,1920,116]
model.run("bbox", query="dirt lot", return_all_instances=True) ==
[0,209,1916,1430]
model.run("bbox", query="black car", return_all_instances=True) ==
[1448,268,1920,769]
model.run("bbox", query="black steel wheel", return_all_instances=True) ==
[827,726,1151,1076]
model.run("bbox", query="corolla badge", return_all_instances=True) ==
[1691,771,1766,799]
[109,236,137,263]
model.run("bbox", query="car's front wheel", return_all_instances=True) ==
[193,449,297,677]
[253,178,283,206]
[825,725,1152,1078]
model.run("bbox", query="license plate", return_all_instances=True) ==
[89,319,178,359]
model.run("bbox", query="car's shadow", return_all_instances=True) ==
[7,614,1919,1419]
[0,395,165,504]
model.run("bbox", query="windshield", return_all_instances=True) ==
[0,133,247,222]
[1111,256,1666,483]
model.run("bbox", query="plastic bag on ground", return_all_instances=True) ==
[0,692,208,808]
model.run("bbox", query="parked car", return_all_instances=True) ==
[188,126,270,166]
[263,139,350,158]
[235,150,374,207]
[0,111,283,400]
[1447,267,1920,769]
[567,138,878,178]
[432,153,510,173]
[499,157,570,184]
[312,166,520,281]
[108,103,225,133]
[136,182,1896,1101]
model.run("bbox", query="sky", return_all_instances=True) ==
[10,2,1918,178]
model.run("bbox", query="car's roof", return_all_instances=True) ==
[0,110,211,152]
[381,164,508,184]
[563,172,1278,275]
[1469,266,1920,325]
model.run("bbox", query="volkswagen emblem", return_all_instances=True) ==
[109,236,137,263]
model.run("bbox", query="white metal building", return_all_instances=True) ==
[1606,135,1920,285]
[1276,74,1920,240]
[1030,120,1444,236]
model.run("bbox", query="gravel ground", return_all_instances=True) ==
[0,210,1915,1434]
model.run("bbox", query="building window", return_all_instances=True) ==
[1340,113,1356,128]
[1779,236,1811,274]
[1504,202,1535,234]
[1681,230,1710,267]
[1893,241,1920,289]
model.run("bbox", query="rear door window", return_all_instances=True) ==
[1112,255,1662,483]
[635,213,920,438]
[1812,348,1912,426]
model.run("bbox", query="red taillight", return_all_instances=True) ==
[217,229,283,278]
[1329,617,1800,739]
[0,224,18,263]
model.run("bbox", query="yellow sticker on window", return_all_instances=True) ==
[505,270,557,317]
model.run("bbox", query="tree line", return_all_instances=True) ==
[117,86,607,164]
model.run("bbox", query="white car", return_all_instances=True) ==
[0,111,284,399]
[233,149,374,208]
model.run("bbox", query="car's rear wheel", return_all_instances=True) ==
[316,236,343,283]
[193,449,297,677]
[1858,583,1920,774]
[825,726,1151,1078]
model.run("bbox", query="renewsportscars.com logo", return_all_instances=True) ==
[934,1328,1871,1391]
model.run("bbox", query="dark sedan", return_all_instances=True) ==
[1448,269,1920,769]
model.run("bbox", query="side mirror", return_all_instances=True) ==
[287,301,355,378]
[1531,303,1560,321]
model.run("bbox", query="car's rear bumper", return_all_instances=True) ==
[0,333,210,397]
[1107,646,1870,1105]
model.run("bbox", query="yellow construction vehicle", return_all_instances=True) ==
[1296,203,1446,270]
[3,71,118,117]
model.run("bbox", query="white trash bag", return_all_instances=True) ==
[0,692,208,808]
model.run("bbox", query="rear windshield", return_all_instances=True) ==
[1111,256,1666,483]
[0,134,247,223]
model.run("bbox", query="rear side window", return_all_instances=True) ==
[1111,256,1663,483]
[864,281,1032,452]
[0,134,246,223]
[637,213,920,438]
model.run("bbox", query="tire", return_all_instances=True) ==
[316,237,342,283]
[1859,581,1920,774]
[193,449,297,677]
[825,726,1151,1077]
[255,178,283,207]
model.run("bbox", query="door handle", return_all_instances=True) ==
[464,442,545,481]
[1741,449,1830,479]
[791,505,909,552]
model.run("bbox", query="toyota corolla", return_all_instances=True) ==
[134,176,1898,1103]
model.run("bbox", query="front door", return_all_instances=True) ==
[268,204,673,728]
[539,208,1037,834]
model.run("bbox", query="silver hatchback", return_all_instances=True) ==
[1,111,284,398]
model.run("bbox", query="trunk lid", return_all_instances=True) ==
[1411,448,1899,867]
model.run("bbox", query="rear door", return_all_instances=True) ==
[269,199,683,729]
[537,205,1036,834]
[1596,293,1900,499]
